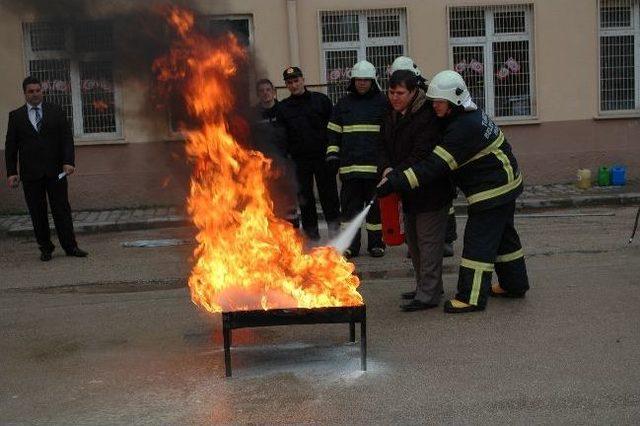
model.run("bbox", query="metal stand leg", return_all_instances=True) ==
[223,325,232,377]
[349,321,356,342]
[360,317,367,371]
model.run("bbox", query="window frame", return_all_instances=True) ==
[447,5,536,121]
[318,8,408,103]
[22,21,122,142]
[598,0,640,115]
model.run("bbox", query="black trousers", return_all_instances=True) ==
[22,176,77,253]
[294,158,340,237]
[445,205,457,244]
[340,178,384,254]
[456,201,529,307]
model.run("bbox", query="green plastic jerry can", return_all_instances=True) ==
[597,166,610,186]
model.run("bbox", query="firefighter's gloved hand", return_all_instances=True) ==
[376,175,395,197]
[326,156,340,175]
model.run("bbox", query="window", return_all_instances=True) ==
[23,21,119,139]
[448,5,535,119]
[599,0,640,112]
[320,9,407,103]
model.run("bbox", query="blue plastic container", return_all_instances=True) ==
[610,166,626,186]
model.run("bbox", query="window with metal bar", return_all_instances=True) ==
[599,0,639,112]
[320,9,407,104]
[448,5,535,119]
[23,21,119,138]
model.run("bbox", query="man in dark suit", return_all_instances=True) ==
[5,76,87,261]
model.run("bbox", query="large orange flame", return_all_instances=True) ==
[153,7,362,312]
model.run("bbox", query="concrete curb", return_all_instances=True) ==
[6,217,190,237]
[450,192,640,213]
[3,192,640,236]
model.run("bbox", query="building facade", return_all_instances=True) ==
[1,0,638,212]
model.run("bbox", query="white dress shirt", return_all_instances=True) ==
[27,102,43,132]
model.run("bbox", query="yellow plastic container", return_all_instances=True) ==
[576,169,592,189]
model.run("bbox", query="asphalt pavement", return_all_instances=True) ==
[0,206,639,424]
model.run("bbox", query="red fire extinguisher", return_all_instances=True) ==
[379,193,404,245]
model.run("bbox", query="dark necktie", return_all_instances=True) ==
[33,107,42,132]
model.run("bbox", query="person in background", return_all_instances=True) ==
[250,78,299,228]
[377,70,530,313]
[5,76,87,261]
[326,60,387,258]
[378,70,454,312]
[277,66,340,241]
[390,56,457,257]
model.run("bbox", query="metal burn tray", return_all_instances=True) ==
[221,304,367,377]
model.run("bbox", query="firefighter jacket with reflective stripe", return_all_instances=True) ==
[277,90,333,161]
[395,108,523,212]
[326,88,387,180]
[378,90,455,214]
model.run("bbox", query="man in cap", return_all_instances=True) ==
[326,60,387,258]
[277,67,340,241]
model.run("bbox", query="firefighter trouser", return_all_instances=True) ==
[445,205,457,244]
[456,201,529,307]
[294,158,341,238]
[340,178,384,254]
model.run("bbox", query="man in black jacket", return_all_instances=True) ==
[378,70,529,313]
[5,76,87,261]
[277,67,340,241]
[379,70,455,312]
[326,60,387,258]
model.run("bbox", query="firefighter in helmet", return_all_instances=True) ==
[326,60,387,258]
[377,70,530,313]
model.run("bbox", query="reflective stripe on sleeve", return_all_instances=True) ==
[342,124,381,133]
[448,206,455,215]
[327,122,343,133]
[326,145,340,154]
[433,145,458,170]
[495,249,524,263]
[365,223,382,231]
[403,168,419,189]
[339,165,378,174]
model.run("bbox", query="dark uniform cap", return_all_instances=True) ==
[283,66,303,81]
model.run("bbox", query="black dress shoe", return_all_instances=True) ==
[401,290,416,300]
[40,252,52,261]
[66,248,88,257]
[400,299,438,312]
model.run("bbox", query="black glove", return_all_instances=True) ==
[376,175,396,197]
[326,156,340,175]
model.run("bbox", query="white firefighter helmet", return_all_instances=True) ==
[426,70,477,110]
[390,56,422,78]
[351,60,377,79]
[350,60,381,89]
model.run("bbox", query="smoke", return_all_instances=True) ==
[327,201,375,254]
